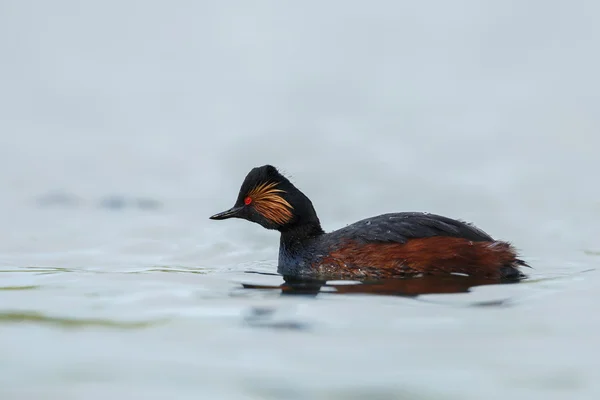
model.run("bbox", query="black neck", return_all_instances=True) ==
[279,222,324,253]
[278,187,324,252]
[280,222,324,241]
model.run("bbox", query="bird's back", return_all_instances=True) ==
[323,212,494,245]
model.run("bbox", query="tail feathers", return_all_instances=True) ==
[501,258,531,281]
[515,258,532,269]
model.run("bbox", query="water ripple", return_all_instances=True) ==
[0,311,167,329]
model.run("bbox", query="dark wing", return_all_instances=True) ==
[327,212,494,244]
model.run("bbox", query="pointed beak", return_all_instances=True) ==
[209,206,244,220]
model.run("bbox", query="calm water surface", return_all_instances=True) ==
[1,1,600,399]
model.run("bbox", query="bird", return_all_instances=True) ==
[210,165,529,282]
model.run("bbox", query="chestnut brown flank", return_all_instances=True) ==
[316,237,520,279]
[247,181,293,225]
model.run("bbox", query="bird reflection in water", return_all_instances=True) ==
[242,273,522,298]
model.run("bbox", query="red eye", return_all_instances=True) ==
[244,196,252,205]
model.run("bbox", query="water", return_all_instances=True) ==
[1,1,600,399]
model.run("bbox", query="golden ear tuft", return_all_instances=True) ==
[247,182,293,225]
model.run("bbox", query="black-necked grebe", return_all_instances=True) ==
[210,165,528,281]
